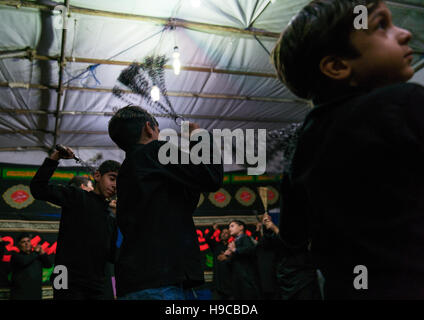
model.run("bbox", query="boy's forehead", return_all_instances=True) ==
[353,1,390,37]
[104,172,118,177]
[368,1,390,20]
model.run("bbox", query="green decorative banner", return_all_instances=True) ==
[256,174,283,182]
[2,168,77,181]
[2,168,92,181]
[224,173,283,183]
[231,175,255,183]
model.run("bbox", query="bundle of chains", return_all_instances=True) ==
[267,123,303,173]
[236,123,303,174]
[112,55,180,124]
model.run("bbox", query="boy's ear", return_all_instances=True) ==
[94,170,101,183]
[142,121,155,138]
[319,55,352,81]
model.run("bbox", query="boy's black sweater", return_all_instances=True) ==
[280,83,424,299]
[228,234,262,299]
[30,158,117,291]
[10,251,51,300]
[115,136,222,297]
[205,236,232,297]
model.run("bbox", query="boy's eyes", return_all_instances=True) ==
[107,174,117,181]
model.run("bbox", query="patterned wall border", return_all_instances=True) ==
[193,215,259,226]
[0,220,60,233]
[0,216,260,232]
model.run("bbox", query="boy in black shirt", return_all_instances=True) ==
[108,106,223,300]
[10,233,52,300]
[271,0,424,299]
[225,220,261,300]
[205,225,232,300]
[30,149,120,300]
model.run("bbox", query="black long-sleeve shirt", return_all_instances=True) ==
[280,83,424,299]
[115,135,223,297]
[256,229,278,296]
[205,236,232,296]
[261,230,317,300]
[30,158,117,291]
[10,252,51,300]
[228,234,261,299]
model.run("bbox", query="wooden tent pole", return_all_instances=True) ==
[0,81,308,104]
[0,0,280,38]
[28,54,278,78]
[0,109,299,125]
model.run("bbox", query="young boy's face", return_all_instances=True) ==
[18,237,32,254]
[229,222,243,237]
[220,228,230,241]
[94,171,117,199]
[348,1,414,88]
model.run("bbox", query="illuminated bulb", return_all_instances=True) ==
[173,46,181,75]
[191,0,201,8]
[151,85,160,102]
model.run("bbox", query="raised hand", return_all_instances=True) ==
[50,145,75,161]
[109,199,117,215]
[262,213,279,234]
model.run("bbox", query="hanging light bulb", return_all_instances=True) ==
[151,85,160,102]
[172,46,181,75]
[191,0,201,8]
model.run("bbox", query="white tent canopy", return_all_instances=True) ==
[0,0,423,169]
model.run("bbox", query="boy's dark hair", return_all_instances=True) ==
[271,0,380,100]
[17,233,31,242]
[108,105,158,152]
[97,160,121,176]
[230,220,246,232]
[68,176,92,188]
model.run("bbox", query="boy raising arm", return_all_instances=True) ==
[30,147,120,300]
[108,106,223,300]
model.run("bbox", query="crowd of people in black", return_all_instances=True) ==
[0,212,324,300]
[205,217,322,301]
[2,0,424,300]
[1,104,322,301]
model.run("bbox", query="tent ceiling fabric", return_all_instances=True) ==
[0,0,423,170]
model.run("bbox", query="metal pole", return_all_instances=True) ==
[52,0,70,148]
